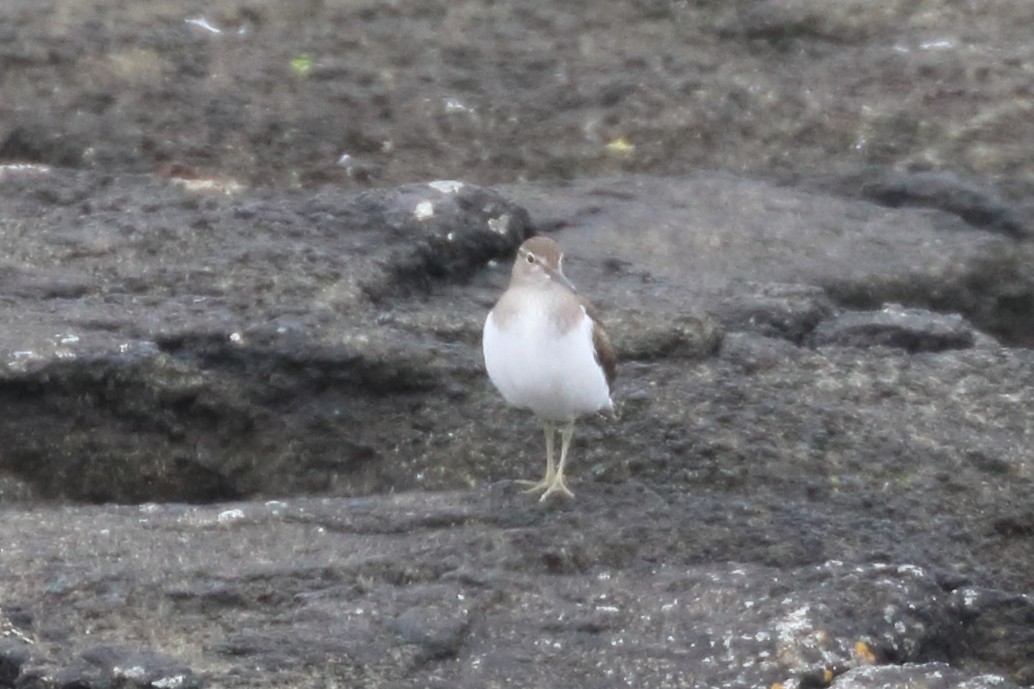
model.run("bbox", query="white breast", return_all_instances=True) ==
[483,299,612,422]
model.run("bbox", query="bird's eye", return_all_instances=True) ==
[525,254,536,264]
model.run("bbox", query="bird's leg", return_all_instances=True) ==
[540,421,576,501]
[517,421,557,493]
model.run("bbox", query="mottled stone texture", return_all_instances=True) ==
[1,1,1033,687]
[0,171,1031,688]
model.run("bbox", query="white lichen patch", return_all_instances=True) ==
[487,213,511,235]
[414,200,435,221]
[217,508,245,524]
[773,604,840,667]
[170,176,243,195]
[428,180,464,194]
[0,163,51,180]
[113,666,147,680]
[443,97,474,114]
[1,612,34,644]
[8,350,42,372]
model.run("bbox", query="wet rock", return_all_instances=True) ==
[714,0,874,45]
[16,645,202,689]
[0,265,92,300]
[4,0,1034,206]
[0,171,530,503]
[343,181,532,299]
[609,308,722,361]
[830,663,1019,689]
[0,475,36,503]
[718,282,835,343]
[861,171,1029,238]
[953,588,1034,685]
[2,498,1032,688]
[809,305,981,352]
[0,149,1030,689]
[506,175,1034,346]
[386,601,470,661]
[719,331,802,372]
[0,640,30,686]
[0,2,1032,687]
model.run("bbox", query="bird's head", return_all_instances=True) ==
[512,236,576,292]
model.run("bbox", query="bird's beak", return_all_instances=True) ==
[548,266,577,293]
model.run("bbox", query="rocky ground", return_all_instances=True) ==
[1,1,1033,688]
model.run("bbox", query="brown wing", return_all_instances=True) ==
[582,299,617,387]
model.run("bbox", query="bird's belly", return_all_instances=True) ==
[483,312,611,421]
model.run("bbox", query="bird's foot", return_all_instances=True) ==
[516,474,556,495]
[537,475,574,502]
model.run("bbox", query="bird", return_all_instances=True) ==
[483,236,616,501]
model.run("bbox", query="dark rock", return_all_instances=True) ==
[0,475,36,503]
[0,143,1030,689]
[386,602,470,661]
[0,640,30,686]
[3,498,1031,688]
[0,265,93,300]
[0,126,83,169]
[715,0,873,46]
[718,282,835,343]
[5,0,1032,201]
[809,305,981,352]
[1,3,1034,686]
[609,308,722,361]
[0,171,530,503]
[343,181,532,300]
[82,646,201,688]
[164,581,249,613]
[505,175,1034,347]
[952,588,1034,684]
[719,331,801,372]
[15,645,201,689]
[861,171,1029,238]
[831,662,1020,688]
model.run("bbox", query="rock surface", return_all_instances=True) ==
[0,169,1032,688]
[2,0,1033,223]
[808,304,982,352]
[1,1,1033,688]
[1,492,1032,689]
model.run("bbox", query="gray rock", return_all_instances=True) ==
[0,171,530,503]
[16,645,202,689]
[609,308,722,361]
[1,497,1031,688]
[719,282,835,343]
[4,0,1034,208]
[504,174,1034,346]
[386,602,470,661]
[719,331,802,373]
[2,1,1034,686]
[861,170,1029,238]
[0,640,30,686]
[953,588,1034,685]
[0,170,1031,687]
[809,304,981,352]
[714,0,875,45]
[831,663,1019,689]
